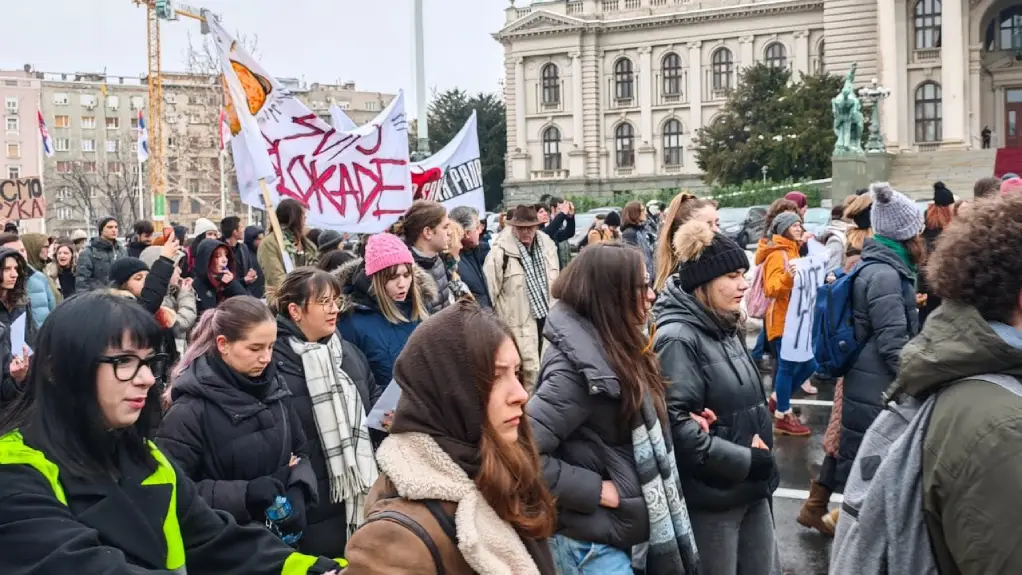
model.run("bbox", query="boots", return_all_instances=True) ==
[774,411,811,436]
[797,481,835,536]
[822,508,840,533]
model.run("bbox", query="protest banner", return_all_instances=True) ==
[211,18,412,234]
[0,177,46,221]
[780,240,828,363]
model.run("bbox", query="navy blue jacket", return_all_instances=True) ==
[458,243,492,310]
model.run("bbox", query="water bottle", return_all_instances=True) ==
[265,495,303,546]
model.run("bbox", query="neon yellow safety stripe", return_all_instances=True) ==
[282,553,319,575]
[0,430,185,572]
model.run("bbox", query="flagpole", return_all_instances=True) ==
[220,148,227,219]
[36,97,46,234]
[137,145,145,220]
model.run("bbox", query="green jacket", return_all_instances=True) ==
[897,300,1022,575]
[256,231,319,294]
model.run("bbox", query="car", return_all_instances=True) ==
[568,213,598,251]
[719,206,768,249]
[803,207,831,239]
[587,207,619,216]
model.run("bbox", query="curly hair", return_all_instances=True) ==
[928,194,1022,323]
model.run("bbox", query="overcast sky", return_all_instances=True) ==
[1,0,509,110]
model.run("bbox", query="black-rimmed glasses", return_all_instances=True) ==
[98,353,169,382]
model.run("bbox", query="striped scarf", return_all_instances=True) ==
[514,237,550,320]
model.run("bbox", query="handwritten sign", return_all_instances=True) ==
[0,177,46,221]
[780,249,828,363]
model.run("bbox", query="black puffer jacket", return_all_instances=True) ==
[837,238,920,484]
[0,247,35,347]
[75,236,125,293]
[192,238,249,316]
[411,247,451,311]
[272,315,376,557]
[653,277,778,512]
[155,354,318,525]
[526,301,649,550]
[245,226,266,299]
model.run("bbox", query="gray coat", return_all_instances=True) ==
[525,301,649,550]
[411,247,452,311]
[837,238,919,484]
[75,237,126,294]
[653,278,778,512]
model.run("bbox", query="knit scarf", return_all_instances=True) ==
[631,393,701,574]
[873,235,917,276]
[289,334,378,536]
[514,237,550,320]
[282,231,313,269]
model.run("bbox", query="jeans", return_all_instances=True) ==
[751,330,767,361]
[770,337,818,413]
[689,499,780,575]
[549,535,633,574]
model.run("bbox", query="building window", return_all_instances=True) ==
[188,179,199,194]
[83,161,97,173]
[54,138,70,152]
[914,81,942,143]
[131,117,140,129]
[57,207,74,220]
[108,162,122,174]
[56,161,72,173]
[53,93,69,106]
[191,199,201,213]
[364,101,379,112]
[54,115,70,128]
[82,139,96,152]
[130,95,144,110]
[987,6,1022,51]
[8,166,20,179]
[662,53,683,97]
[81,116,96,129]
[541,64,560,105]
[542,126,562,170]
[765,43,787,69]
[80,94,96,108]
[712,48,734,91]
[6,143,20,158]
[106,95,120,110]
[615,123,635,168]
[168,199,180,214]
[614,58,634,101]
[5,117,18,133]
[4,97,17,113]
[663,119,684,166]
[816,39,826,73]
[106,140,119,153]
[915,0,942,50]
[106,117,120,130]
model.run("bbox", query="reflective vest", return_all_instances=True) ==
[0,430,187,573]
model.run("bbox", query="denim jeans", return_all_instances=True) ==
[750,330,767,361]
[549,535,633,574]
[770,337,818,413]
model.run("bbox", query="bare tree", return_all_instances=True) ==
[52,132,143,228]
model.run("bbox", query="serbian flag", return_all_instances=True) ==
[37,111,54,158]
[137,110,150,163]
[218,108,232,150]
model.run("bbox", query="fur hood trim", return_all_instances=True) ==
[333,256,438,314]
[376,433,542,575]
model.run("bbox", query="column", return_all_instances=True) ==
[941,0,965,144]
[638,46,654,144]
[688,41,702,169]
[969,45,982,148]
[793,30,809,77]
[996,86,1006,149]
[877,0,901,147]
[515,57,527,151]
[572,52,584,147]
[739,35,755,69]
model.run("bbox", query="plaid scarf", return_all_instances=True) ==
[282,230,315,269]
[632,393,701,574]
[514,237,550,320]
[289,334,378,536]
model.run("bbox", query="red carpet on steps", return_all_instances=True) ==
[995,148,1022,178]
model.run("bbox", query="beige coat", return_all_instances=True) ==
[342,433,546,575]
[483,231,559,390]
[256,231,319,294]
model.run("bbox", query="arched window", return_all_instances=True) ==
[816,39,826,73]
[615,123,635,168]
[712,48,733,92]
[986,6,1022,51]
[914,82,942,143]
[663,119,684,166]
[914,0,942,50]
[615,58,634,100]
[541,64,560,106]
[765,43,787,69]
[662,53,683,97]
[542,126,562,170]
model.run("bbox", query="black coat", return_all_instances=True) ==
[155,355,318,525]
[0,429,339,574]
[244,226,266,299]
[653,278,778,512]
[75,236,126,293]
[0,322,16,407]
[0,247,36,348]
[192,238,249,316]
[525,301,650,550]
[837,239,920,484]
[272,316,376,557]
[457,243,492,310]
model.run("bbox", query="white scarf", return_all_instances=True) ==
[289,334,379,536]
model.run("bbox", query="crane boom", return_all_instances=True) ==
[144,3,165,228]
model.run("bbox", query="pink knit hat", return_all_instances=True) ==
[1001,177,1022,196]
[364,233,414,276]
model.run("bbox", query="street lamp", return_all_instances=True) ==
[858,78,891,153]
[411,0,431,162]
[761,165,769,183]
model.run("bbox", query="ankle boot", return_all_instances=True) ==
[797,481,835,536]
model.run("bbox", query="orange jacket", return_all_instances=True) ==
[760,235,800,341]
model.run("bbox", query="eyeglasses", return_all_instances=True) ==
[98,353,169,382]
[314,297,342,310]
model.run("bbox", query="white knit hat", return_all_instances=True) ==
[193,217,218,238]
[870,182,924,241]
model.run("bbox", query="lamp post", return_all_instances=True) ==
[411,0,431,161]
[761,164,768,183]
[858,78,891,153]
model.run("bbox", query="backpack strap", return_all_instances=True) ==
[362,510,446,575]
[423,499,459,546]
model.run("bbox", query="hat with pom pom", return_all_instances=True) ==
[673,220,748,292]
[870,182,924,241]
[364,232,414,277]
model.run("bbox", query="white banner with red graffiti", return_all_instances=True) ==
[211,17,413,233]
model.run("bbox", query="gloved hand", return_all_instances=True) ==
[245,476,285,520]
[747,448,776,482]
[276,486,308,537]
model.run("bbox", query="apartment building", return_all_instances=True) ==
[0,68,47,233]
[300,80,396,127]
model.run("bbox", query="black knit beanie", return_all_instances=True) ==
[933,181,955,207]
[852,205,872,230]
[109,257,150,288]
[97,216,118,233]
[677,233,748,292]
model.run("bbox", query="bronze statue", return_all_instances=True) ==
[832,63,864,154]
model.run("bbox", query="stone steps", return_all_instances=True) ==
[887,149,996,199]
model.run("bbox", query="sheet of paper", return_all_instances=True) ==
[9,313,31,359]
[366,380,401,432]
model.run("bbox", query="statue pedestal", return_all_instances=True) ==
[830,152,869,202]
[865,151,893,184]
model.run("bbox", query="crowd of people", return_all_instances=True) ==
[0,177,1019,574]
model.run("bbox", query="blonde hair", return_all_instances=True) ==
[370,264,430,324]
[844,193,874,250]
[654,192,718,291]
[447,220,465,255]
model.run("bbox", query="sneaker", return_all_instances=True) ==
[801,381,819,395]
[775,411,811,436]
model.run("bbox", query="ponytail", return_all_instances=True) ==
[172,310,218,381]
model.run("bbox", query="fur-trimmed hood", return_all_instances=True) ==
[376,432,544,575]
[333,256,438,315]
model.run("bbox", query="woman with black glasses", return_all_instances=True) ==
[156,296,319,549]
[0,292,342,573]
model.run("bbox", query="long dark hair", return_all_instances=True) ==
[275,198,306,239]
[268,267,342,321]
[0,292,165,477]
[552,243,665,427]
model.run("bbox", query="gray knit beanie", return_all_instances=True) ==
[870,182,924,241]
[770,212,801,237]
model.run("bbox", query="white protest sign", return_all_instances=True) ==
[333,106,486,214]
[210,18,413,234]
[780,250,828,363]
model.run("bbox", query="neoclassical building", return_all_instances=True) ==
[495,0,1018,201]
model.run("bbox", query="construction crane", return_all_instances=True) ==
[132,0,206,231]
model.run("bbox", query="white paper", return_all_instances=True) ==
[806,238,827,258]
[780,253,828,363]
[9,313,31,359]
[366,380,401,432]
